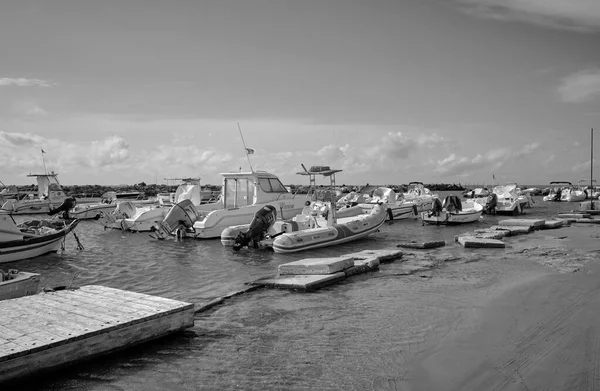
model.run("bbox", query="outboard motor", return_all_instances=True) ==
[151,199,200,240]
[442,195,462,213]
[553,189,562,202]
[232,205,277,251]
[430,198,443,216]
[485,193,498,214]
[48,196,77,219]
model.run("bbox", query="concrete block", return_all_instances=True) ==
[489,225,533,236]
[278,256,355,275]
[458,236,505,248]
[579,201,600,212]
[352,256,381,269]
[558,213,591,219]
[397,240,446,249]
[498,219,545,229]
[575,218,600,224]
[541,220,564,230]
[344,263,377,277]
[352,249,404,263]
[474,231,509,240]
[253,273,347,291]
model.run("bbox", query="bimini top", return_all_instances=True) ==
[549,181,573,185]
[296,165,343,177]
[407,181,425,186]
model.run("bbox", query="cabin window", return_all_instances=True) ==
[224,178,255,208]
[258,178,287,193]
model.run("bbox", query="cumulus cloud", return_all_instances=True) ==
[87,136,132,167]
[316,144,349,161]
[455,0,600,32]
[0,78,56,87]
[557,69,600,103]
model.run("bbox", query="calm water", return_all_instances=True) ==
[4,193,583,390]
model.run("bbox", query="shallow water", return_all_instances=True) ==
[4,194,588,390]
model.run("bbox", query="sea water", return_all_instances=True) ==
[6,192,582,390]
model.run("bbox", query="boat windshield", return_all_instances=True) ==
[224,178,256,208]
[258,178,288,193]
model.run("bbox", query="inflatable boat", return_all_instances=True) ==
[421,196,483,225]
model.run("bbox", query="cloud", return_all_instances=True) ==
[10,101,48,117]
[0,131,44,147]
[0,78,56,87]
[557,69,600,103]
[316,144,349,161]
[455,0,600,32]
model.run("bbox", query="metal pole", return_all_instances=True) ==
[592,128,595,209]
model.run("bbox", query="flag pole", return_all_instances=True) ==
[237,123,254,172]
[41,148,48,175]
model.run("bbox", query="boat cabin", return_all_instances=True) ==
[220,171,290,209]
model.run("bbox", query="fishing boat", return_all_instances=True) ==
[421,195,483,225]
[0,172,68,215]
[150,170,309,239]
[0,270,40,300]
[0,214,80,263]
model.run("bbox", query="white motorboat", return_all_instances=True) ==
[477,183,529,215]
[99,178,219,232]
[0,172,68,215]
[542,182,573,202]
[421,195,483,225]
[402,182,439,212]
[339,187,417,221]
[0,215,80,263]
[561,187,587,202]
[463,188,491,199]
[151,170,310,239]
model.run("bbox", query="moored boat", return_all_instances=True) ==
[0,172,68,215]
[402,182,439,212]
[421,195,483,225]
[0,270,40,300]
[0,215,80,263]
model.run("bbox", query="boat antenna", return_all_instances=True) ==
[591,128,595,210]
[40,148,48,175]
[237,123,254,172]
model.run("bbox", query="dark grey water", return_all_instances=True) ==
[4,194,582,390]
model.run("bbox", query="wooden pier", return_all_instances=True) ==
[0,285,194,383]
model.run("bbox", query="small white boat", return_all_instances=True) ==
[402,182,439,212]
[489,183,529,214]
[342,187,417,221]
[542,181,573,202]
[0,270,40,300]
[271,202,387,253]
[463,188,491,199]
[0,215,80,263]
[0,172,68,215]
[421,196,483,225]
[68,192,120,220]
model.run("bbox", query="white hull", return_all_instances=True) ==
[359,202,416,221]
[69,204,116,220]
[421,209,482,225]
[0,271,40,300]
[0,201,60,215]
[271,204,387,254]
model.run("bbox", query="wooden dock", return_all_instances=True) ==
[0,285,194,383]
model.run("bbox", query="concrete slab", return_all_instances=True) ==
[278,256,355,275]
[252,273,347,291]
[541,220,565,229]
[558,213,591,219]
[489,225,533,236]
[397,241,446,249]
[352,249,404,263]
[457,236,505,248]
[575,218,600,224]
[498,219,545,229]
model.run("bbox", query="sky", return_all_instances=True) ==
[1,0,600,187]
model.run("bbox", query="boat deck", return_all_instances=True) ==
[0,285,194,383]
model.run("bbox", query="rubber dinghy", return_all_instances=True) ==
[421,195,483,225]
[271,202,387,254]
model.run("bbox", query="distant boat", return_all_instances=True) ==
[402,182,439,212]
[0,172,68,215]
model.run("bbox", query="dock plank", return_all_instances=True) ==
[0,285,194,383]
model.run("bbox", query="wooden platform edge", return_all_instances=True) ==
[0,304,194,384]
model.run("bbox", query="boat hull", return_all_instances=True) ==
[0,271,40,300]
[272,205,387,254]
[421,209,482,225]
[0,220,80,263]
[69,204,116,220]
